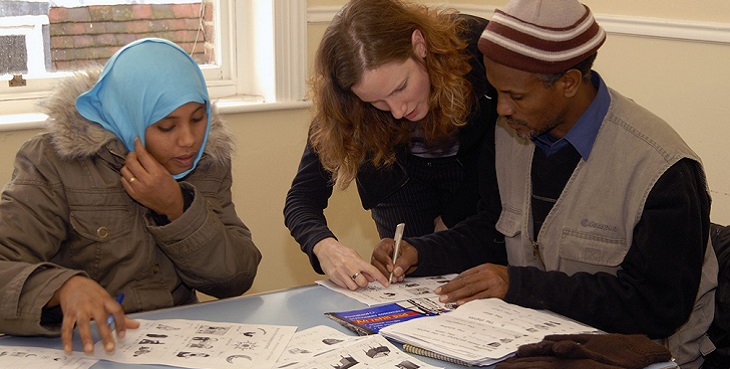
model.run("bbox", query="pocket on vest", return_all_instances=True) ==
[559,229,628,269]
[496,205,522,237]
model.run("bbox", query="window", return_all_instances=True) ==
[0,0,307,121]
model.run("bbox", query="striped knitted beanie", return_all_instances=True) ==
[478,0,606,74]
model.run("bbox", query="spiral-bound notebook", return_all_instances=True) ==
[402,344,474,367]
[380,298,599,366]
[401,343,680,369]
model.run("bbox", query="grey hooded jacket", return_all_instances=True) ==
[0,69,261,336]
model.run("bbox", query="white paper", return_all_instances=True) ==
[0,346,97,369]
[281,333,444,369]
[380,298,600,366]
[93,318,296,369]
[275,325,360,367]
[316,274,457,306]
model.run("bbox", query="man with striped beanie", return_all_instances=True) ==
[478,0,605,74]
[422,0,718,367]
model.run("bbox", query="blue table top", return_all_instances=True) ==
[0,284,678,369]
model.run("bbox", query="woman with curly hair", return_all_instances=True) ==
[284,0,500,289]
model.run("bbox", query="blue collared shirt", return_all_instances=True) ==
[533,71,610,159]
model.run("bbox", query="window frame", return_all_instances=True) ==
[0,0,308,127]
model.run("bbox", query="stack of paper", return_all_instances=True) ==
[379,298,600,366]
[91,319,446,369]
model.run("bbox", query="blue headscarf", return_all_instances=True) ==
[76,38,211,179]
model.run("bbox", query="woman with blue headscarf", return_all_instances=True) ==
[0,38,261,353]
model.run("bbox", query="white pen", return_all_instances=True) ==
[389,223,406,284]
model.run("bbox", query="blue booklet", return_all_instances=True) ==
[325,298,449,336]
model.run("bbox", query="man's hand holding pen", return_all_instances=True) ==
[371,238,419,283]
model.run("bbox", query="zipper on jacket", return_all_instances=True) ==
[109,148,126,160]
[531,239,546,270]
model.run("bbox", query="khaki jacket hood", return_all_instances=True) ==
[40,68,234,167]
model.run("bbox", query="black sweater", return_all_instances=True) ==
[409,137,710,338]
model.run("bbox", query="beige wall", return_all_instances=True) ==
[0,1,729,298]
[311,0,730,23]
[224,109,379,295]
[595,36,730,225]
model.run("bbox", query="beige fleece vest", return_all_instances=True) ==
[494,88,717,369]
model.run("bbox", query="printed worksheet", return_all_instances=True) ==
[380,298,600,366]
[93,319,296,369]
[275,325,359,367]
[281,333,444,369]
[0,346,96,369]
[316,274,457,306]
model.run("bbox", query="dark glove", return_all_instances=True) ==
[513,333,672,369]
[495,356,623,369]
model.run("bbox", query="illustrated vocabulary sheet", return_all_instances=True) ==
[92,318,296,369]
[281,333,444,369]
[0,346,96,369]
[275,325,360,367]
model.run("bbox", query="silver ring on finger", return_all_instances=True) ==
[351,272,360,280]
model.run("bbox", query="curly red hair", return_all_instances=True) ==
[309,0,473,189]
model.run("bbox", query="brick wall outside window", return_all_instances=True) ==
[48,1,214,71]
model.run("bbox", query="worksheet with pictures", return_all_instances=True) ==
[281,334,444,369]
[275,325,360,367]
[93,319,297,369]
[380,298,600,366]
[0,346,97,369]
[316,274,457,306]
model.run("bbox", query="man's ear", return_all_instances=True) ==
[411,30,427,59]
[560,69,584,98]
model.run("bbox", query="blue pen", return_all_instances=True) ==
[106,293,125,327]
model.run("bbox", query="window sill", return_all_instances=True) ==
[0,98,312,132]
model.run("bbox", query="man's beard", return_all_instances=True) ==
[499,116,556,141]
